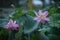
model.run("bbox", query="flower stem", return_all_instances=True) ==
[8,30,15,40]
[28,34,31,40]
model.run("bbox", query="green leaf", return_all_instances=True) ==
[48,14,60,28]
[48,34,59,40]
[0,19,8,27]
[23,14,40,34]
[13,7,24,19]
[38,27,50,32]
[39,32,49,40]
[51,14,60,21]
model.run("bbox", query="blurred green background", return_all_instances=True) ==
[0,0,60,40]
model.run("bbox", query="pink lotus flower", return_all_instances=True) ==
[4,19,19,31]
[34,10,50,24]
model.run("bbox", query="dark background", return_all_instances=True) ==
[0,0,19,8]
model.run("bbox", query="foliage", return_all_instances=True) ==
[0,1,60,40]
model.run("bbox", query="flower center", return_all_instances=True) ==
[39,15,44,19]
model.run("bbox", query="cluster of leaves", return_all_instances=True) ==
[0,5,60,40]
